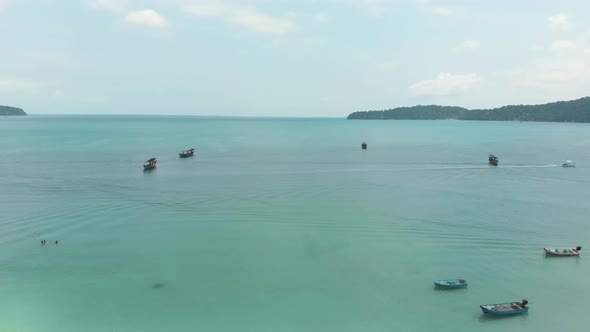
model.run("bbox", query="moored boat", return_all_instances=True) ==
[143,157,157,170]
[480,299,528,315]
[562,160,576,167]
[361,142,367,150]
[489,154,498,166]
[434,279,467,288]
[544,246,581,256]
[179,148,195,158]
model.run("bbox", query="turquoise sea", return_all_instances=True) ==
[1,116,589,331]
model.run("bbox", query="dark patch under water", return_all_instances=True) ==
[152,282,166,289]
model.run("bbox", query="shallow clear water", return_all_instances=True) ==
[1,116,589,331]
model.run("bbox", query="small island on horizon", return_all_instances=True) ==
[347,97,590,123]
[0,105,27,116]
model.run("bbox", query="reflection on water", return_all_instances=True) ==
[143,167,157,174]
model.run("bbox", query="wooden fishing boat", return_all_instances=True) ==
[143,157,157,170]
[434,279,467,288]
[179,148,195,158]
[489,154,498,166]
[480,300,528,315]
[544,246,581,256]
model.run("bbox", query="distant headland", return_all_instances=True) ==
[347,97,590,123]
[0,105,27,116]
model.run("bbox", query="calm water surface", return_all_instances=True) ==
[1,116,589,331]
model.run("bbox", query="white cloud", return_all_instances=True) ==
[88,0,126,12]
[53,90,65,99]
[535,53,589,83]
[415,0,454,16]
[548,14,568,31]
[313,12,330,23]
[453,40,480,52]
[497,42,590,105]
[0,79,40,94]
[430,7,453,16]
[331,0,386,16]
[185,1,294,35]
[379,61,396,70]
[232,10,293,34]
[126,9,167,28]
[488,25,590,108]
[552,40,575,50]
[84,96,107,103]
[409,72,481,96]
[185,1,228,17]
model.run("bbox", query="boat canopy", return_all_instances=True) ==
[146,157,156,162]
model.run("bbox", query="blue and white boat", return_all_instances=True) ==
[433,279,467,288]
[480,300,529,315]
[544,246,581,256]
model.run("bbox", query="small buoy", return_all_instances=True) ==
[361,142,367,149]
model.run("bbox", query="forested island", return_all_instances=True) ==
[347,97,590,122]
[0,105,26,116]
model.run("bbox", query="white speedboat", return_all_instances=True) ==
[562,160,576,167]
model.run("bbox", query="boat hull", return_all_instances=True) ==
[434,280,468,288]
[143,158,157,170]
[480,304,528,315]
[488,155,498,165]
[562,160,575,167]
[544,247,580,256]
[179,149,195,158]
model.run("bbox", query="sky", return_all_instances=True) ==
[0,0,589,117]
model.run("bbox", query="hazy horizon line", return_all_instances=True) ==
[22,113,345,119]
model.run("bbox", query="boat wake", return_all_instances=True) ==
[497,164,559,168]
[392,164,559,171]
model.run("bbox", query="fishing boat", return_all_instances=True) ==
[479,300,529,315]
[179,148,195,158]
[489,154,498,166]
[480,299,529,315]
[562,160,576,167]
[361,142,367,150]
[143,157,157,170]
[434,279,467,288]
[544,246,581,256]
